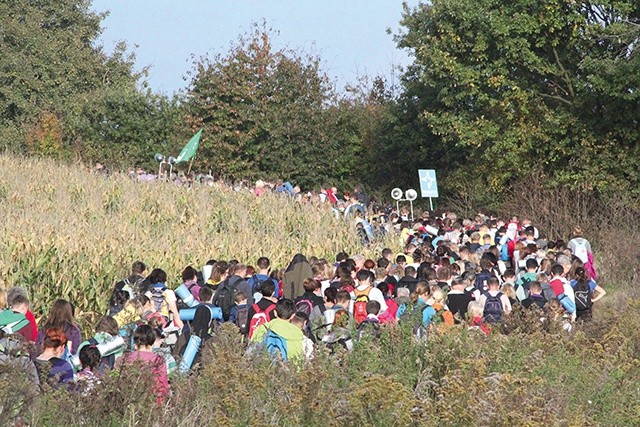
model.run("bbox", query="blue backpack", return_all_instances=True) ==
[264,330,288,361]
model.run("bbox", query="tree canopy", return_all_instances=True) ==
[395,0,640,193]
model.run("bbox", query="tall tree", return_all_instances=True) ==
[397,0,640,193]
[0,0,181,166]
[185,23,362,188]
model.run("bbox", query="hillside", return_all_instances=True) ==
[0,155,385,324]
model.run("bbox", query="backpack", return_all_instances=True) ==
[249,275,278,298]
[264,329,288,361]
[248,303,276,340]
[353,287,372,324]
[113,276,139,300]
[573,240,589,264]
[574,283,592,312]
[483,292,504,323]
[475,271,493,292]
[213,279,236,322]
[0,310,29,334]
[234,305,250,335]
[176,282,201,311]
[295,298,314,317]
[356,319,381,341]
[150,283,168,313]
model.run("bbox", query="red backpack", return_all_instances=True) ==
[353,286,372,324]
[248,303,276,339]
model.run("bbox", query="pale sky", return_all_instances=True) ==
[90,1,419,95]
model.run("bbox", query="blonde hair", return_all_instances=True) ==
[501,283,516,299]
[431,288,446,303]
[467,301,483,318]
[573,226,583,237]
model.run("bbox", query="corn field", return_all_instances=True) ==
[0,155,389,327]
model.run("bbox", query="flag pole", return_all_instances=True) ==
[187,156,195,175]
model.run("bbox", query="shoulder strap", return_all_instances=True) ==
[354,286,372,298]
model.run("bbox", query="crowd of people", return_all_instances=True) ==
[0,207,606,402]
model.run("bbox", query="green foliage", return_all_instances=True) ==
[0,0,183,168]
[396,0,640,193]
[185,23,364,188]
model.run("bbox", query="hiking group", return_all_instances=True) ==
[0,209,605,402]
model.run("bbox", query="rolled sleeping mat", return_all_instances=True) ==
[179,305,222,321]
[284,181,295,196]
[175,284,199,308]
[424,225,439,236]
[202,264,213,284]
[179,334,202,374]
[96,335,126,357]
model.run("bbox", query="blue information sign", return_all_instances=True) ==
[418,169,439,198]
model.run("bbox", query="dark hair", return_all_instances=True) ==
[10,294,29,307]
[526,258,539,270]
[42,328,67,349]
[42,299,76,331]
[95,316,118,335]
[110,289,128,309]
[133,324,156,347]
[234,291,247,303]
[303,278,320,293]
[377,258,389,269]
[275,299,295,320]
[147,268,167,285]
[550,263,564,277]
[257,257,270,270]
[324,287,338,304]
[529,281,542,293]
[366,300,381,315]
[574,267,590,288]
[356,269,374,283]
[502,269,516,279]
[381,248,392,258]
[404,266,417,277]
[336,264,353,279]
[131,261,146,275]
[395,255,406,264]
[199,286,213,302]
[181,266,197,282]
[336,290,351,304]
[79,345,101,370]
[377,282,390,295]
[261,280,275,297]
[479,257,493,271]
[336,251,349,263]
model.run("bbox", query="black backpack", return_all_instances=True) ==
[213,279,236,322]
[234,305,250,335]
[574,281,593,312]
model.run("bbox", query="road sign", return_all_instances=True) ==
[418,169,438,198]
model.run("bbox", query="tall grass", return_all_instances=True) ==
[0,155,393,326]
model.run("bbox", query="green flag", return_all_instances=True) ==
[176,129,202,163]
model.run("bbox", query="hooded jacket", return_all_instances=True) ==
[283,254,313,300]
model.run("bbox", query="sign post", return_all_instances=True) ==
[418,169,439,211]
